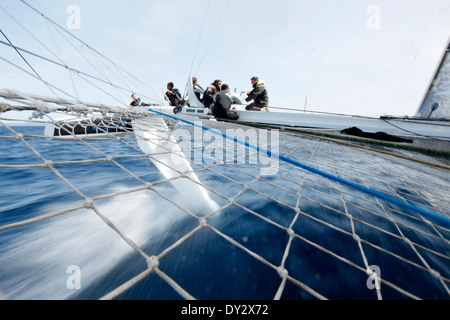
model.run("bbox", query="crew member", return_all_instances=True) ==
[212,84,239,121]
[202,79,222,109]
[166,82,183,106]
[245,76,269,111]
[192,77,205,102]
[129,93,151,108]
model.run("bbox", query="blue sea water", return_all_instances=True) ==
[0,125,448,300]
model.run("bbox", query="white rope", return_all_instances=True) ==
[1,105,449,300]
[1,2,449,299]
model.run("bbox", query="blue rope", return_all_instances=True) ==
[147,109,450,227]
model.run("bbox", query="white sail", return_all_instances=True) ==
[186,77,203,108]
[415,39,450,119]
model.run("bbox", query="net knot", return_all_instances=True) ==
[366,267,376,277]
[430,270,440,279]
[0,103,11,113]
[45,160,54,167]
[85,198,94,209]
[277,267,288,279]
[146,256,159,270]
[199,218,207,227]
[403,237,412,246]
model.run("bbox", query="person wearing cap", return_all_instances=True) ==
[212,84,239,121]
[245,76,269,111]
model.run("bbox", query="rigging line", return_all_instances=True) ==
[0,4,79,75]
[51,23,132,105]
[308,95,365,114]
[10,0,154,104]
[268,105,382,119]
[84,41,150,102]
[37,1,160,105]
[194,0,231,76]
[0,28,59,97]
[0,56,81,103]
[147,109,450,227]
[381,119,450,142]
[0,5,65,65]
[184,0,211,99]
[69,67,131,108]
[0,40,152,102]
[19,0,157,94]
[48,21,118,100]
[86,48,158,104]
[188,0,211,78]
[87,49,133,94]
[3,51,130,111]
[393,0,438,112]
[43,18,79,100]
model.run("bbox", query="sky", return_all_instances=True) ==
[0,0,449,118]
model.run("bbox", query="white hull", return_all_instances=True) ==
[144,105,450,140]
[149,76,450,140]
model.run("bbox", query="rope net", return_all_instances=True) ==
[0,96,449,300]
[0,1,449,301]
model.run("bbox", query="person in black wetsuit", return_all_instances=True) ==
[245,76,269,111]
[166,82,183,107]
[202,80,222,109]
[129,93,151,108]
[212,84,239,121]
